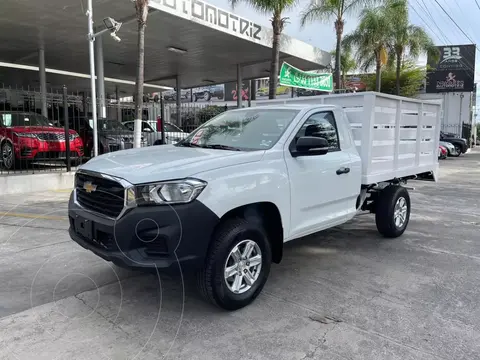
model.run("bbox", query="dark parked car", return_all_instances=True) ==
[193,85,224,102]
[296,89,329,97]
[440,131,468,155]
[66,117,146,157]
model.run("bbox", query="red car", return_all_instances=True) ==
[0,112,84,170]
[438,145,447,160]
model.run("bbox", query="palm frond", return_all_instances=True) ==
[300,1,339,27]
[230,0,297,14]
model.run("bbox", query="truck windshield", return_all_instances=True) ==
[176,108,299,151]
[0,113,51,127]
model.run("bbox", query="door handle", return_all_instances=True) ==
[336,167,350,175]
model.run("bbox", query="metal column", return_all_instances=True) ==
[237,64,243,108]
[251,79,256,101]
[63,85,71,172]
[87,0,99,157]
[176,76,181,127]
[95,35,106,119]
[116,85,121,121]
[39,48,48,118]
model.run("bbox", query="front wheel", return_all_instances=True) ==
[1,141,17,170]
[375,185,411,238]
[197,218,271,310]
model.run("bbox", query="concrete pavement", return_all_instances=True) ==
[1,151,480,359]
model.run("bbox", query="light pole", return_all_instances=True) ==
[460,92,465,137]
[86,1,122,157]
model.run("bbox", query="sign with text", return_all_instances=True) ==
[151,0,262,41]
[426,44,475,93]
[279,62,333,92]
[224,81,250,101]
[426,70,474,93]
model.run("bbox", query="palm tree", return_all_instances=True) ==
[330,49,357,88]
[301,0,379,90]
[133,0,149,148]
[230,0,297,99]
[386,0,438,95]
[342,6,390,91]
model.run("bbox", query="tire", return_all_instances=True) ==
[197,218,272,311]
[203,91,211,101]
[451,151,460,157]
[193,95,198,102]
[1,141,17,170]
[453,144,462,156]
[375,185,411,238]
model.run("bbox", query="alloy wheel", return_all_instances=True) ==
[394,197,408,228]
[224,239,262,294]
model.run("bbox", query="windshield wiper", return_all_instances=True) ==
[202,144,242,151]
[175,141,201,147]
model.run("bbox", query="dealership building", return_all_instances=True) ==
[0,0,331,115]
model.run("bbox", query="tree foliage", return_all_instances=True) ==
[342,5,390,91]
[330,49,357,87]
[363,62,426,97]
[384,0,438,95]
[301,0,379,90]
[230,0,297,99]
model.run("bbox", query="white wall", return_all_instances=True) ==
[417,92,472,136]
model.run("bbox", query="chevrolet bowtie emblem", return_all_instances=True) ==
[83,181,97,193]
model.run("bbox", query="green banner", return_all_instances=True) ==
[279,62,333,92]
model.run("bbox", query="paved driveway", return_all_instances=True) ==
[1,151,479,359]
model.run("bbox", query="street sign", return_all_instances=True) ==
[279,62,333,92]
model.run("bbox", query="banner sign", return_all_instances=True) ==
[426,44,475,93]
[279,62,333,92]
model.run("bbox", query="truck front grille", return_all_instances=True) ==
[75,172,125,218]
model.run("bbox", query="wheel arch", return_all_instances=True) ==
[217,202,284,264]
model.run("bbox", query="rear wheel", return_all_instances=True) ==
[197,218,271,310]
[453,144,462,156]
[375,185,410,238]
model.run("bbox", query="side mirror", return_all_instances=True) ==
[291,136,329,157]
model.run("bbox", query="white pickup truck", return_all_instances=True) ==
[68,92,441,310]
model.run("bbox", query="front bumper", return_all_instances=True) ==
[68,193,219,272]
[15,139,84,160]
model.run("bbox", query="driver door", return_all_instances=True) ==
[285,110,355,239]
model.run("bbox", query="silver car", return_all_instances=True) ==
[439,141,457,157]
[123,120,189,145]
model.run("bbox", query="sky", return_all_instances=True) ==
[207,0,480,82]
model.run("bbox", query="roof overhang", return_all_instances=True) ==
[0,0,331,94]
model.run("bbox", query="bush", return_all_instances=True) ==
[363,62,426,97]
[197,105,226,124]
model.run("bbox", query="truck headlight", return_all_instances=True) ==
[135,178,207,205]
